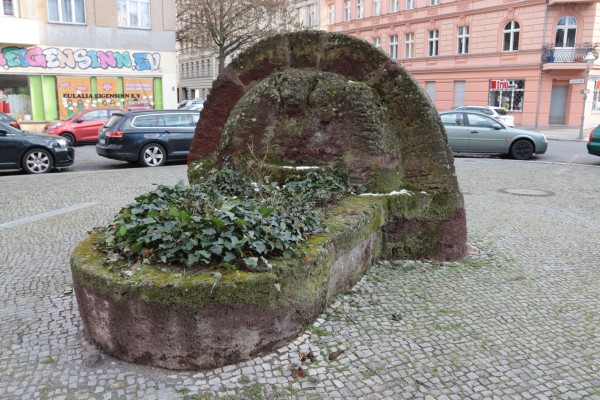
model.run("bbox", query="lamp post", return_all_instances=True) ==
[578,51,596,139]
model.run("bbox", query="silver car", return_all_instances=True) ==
[440,111,548,160]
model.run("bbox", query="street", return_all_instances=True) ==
[1,138,599,178]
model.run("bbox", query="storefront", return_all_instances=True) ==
[0,44,175,129]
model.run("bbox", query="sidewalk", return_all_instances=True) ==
[533,126,588,141]
[1,162,599,399]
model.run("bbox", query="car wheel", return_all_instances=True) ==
[61,132,75,145]
[139,143,166,167]
[510,139,534,160]
[22,149,54,174]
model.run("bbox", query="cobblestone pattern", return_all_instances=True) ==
[0,160,599,399]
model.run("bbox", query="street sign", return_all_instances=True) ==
[570,78,585,84]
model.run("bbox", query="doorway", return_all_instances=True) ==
[549,85,568,125]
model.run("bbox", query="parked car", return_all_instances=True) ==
[587,124,600,156]
[455,106,515,127]
[96,110,200,167]
[0,121,74,174]
[440,110,548,160]
[177,99,204,110]
[42,107,124,145]
[0,111,20,130]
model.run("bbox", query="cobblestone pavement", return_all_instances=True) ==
[1,160,599,400]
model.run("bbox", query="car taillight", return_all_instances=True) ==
[106,130,124,138]
[590,131,595,142]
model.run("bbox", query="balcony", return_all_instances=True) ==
[0,17,39,46]
[541,43,598,71]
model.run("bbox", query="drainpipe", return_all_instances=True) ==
[535,0,549,129]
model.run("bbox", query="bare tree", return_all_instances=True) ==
[177,0,302,73]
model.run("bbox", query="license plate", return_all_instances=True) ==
[99,138,106,145]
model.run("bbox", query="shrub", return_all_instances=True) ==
[93,165,359,271]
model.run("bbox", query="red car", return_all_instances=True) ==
[0,111,20,130]
[42,108,125,145]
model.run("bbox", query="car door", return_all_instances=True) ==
[441,112,470,152]
[464,113,508,153]
[76,109,110,142]
[0,125,24,168]
[161,113,196,159]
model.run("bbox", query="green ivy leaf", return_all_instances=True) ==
[258,205,275,218]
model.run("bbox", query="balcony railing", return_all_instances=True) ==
[542,43,598,63]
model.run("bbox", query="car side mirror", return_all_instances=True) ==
[492,123,502,130]
[75,118,84,123]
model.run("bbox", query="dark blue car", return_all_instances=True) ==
[0,121,74,174]
[96,110,199,167]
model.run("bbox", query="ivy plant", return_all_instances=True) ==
[93,165,359,272]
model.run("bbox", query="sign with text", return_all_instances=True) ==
[56,76,93,119]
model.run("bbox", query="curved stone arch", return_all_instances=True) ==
[188,30,456,195]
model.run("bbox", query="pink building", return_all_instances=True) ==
[324,0,600,131]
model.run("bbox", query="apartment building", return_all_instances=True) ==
[0,0,177,129]
[324,0,600,129]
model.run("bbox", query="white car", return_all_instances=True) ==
[455,106,515,127]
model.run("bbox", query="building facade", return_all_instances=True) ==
[324,0,600,130]
[0,0,177,130]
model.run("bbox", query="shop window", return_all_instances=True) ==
[389,35,398,59]
[405,32,414,58]
[503,21,520,52]
[0,75,31,119]
[592,81,600,112]
[457,26,469,55]
[328,4,334,24]
[428,30,439,57]
[488,79,524,112]
[373,0,380,16]
[48,0,85,24]
[390,0,398,13]
[555,16,577,48]
[117,0,150,29]
[1,0,15,16]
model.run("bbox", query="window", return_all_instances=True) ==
[373,37,381,48]
[441,112,464,126]
[406,0,414,10]
[307,4,315,26]
[390,0,398,12]
[426,81,436,102]
[356,0,364,19]
[344,0,350,21]
[503,21,520,51]
[457,26,469,55]
[405,32,414,58]
[117,0,150,29]
[430,0,439,5]
[81,110,107,121]
[328,4,334,24]
[592,81,600,112]
[1,0,15,16]
[467,113,496,128]
[389,35,398,59]
[454,81,465,108]
[555,16,577,48]
[373,0,380,16]
[48,0,85,23]
[488,79,525,112]
[428,30,439,57]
